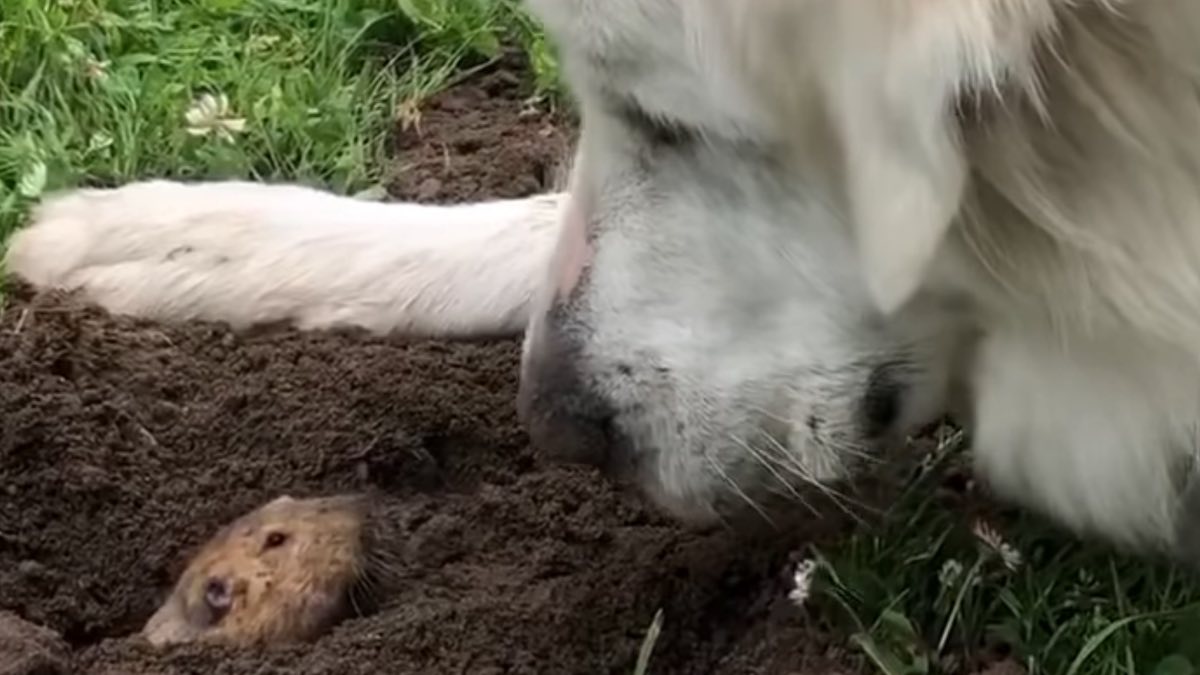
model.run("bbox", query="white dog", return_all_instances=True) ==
[9,1,1200,565]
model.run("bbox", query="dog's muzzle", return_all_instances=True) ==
[517,313,634,478]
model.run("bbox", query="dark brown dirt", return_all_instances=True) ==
[0,58,870,674]
[386,56,574,203]
[0,611,69,675]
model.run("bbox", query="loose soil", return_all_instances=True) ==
[0,56,898,674]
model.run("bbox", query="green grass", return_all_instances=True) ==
[3,3,1200,674]
[0,0,558,244]
[805,426,1200,675]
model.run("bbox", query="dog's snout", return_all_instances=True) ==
[518,317,621,469]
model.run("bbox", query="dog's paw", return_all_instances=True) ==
[5,180,271,288]
[3,179,380,326]
[8,181,162,287]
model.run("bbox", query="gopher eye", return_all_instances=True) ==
[263,531,288,550]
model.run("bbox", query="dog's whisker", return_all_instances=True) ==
[758,432,871,523]
[704,455,776,526]
[728,433,822,517]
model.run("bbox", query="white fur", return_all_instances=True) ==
[7,180,563,337]
[8,0,1200,562]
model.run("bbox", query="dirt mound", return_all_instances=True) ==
[0,59,865,674]
[0,611,70,675]
[386,54,573,203]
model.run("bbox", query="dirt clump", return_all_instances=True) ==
[387,52,574,204]
[0,611,70,675]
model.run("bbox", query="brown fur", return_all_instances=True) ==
[141,494,374,647]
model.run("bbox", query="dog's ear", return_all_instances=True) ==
[820,4,1051,314]
[835,88,966,315]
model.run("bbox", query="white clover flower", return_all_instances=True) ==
[247,34,281,52]
[938,559,964,588]
[788,559,817,607]
[972,519,1023,572]
[184,93,246,142]
[938,558,981,590]
[83,56,109,81]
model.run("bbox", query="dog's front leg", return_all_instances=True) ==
[4,180,566,338]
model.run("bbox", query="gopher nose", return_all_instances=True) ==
[517,316,624,471]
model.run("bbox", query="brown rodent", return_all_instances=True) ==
[142,494,396,647]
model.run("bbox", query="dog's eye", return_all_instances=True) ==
[614,97,695,148]
[263,531,288,550]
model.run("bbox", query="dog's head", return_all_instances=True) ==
[514,0,1026,524]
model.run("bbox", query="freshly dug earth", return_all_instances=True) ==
[0,59,870,674]
[0,611,70,675]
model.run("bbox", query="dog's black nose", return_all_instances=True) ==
[517,317,620,470]
[861,362,906,438]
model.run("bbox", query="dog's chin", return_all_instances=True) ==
[633,469,853,539]
[634,485,724,532]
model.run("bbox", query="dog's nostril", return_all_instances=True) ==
[518,337,618,468]
[862,363,905,437]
